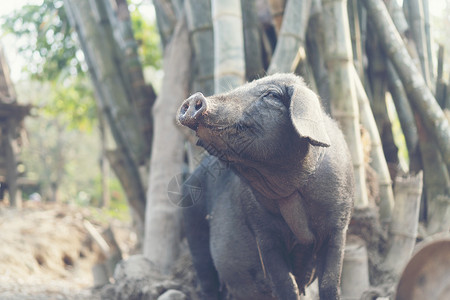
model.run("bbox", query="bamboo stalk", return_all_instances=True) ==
[347,0,364,78]
[422,0,434,82]
[362,0,450,168]
[64,0,146,222]
[384,172,423,277]
[365,23,400,182]
[404,0,432,87]
[435,45,446,108]
[104,0,155,162]
[352,67,394,223]
[386,62,421,172]
[340,237,370,300]
[153,0,178,49]
[268,0,286,34]
[66,0,147,165]
[322,0,368,208]
[306,5,331,113]
[268,0,312,74]
[385,0,409,36]
[212,0,246,92]
[241,0,265,80]
[415,113,450,221]
[426,195,450,235]
[185,0,215,96]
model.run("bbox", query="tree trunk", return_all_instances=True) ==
[352,67,394,223]
[98,114,110,208]
[212,0,246,92]
[322,0,369,208]
[3,121,18,207]
[362,0,450,168]
[143,15,191,274]
[268,0,312,74]
[64,0,147,223]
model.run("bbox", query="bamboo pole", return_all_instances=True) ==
[386,62,421,172]
[241,0,265,81]
[422,0,434,82]
[385,1,450,213]
[153,0,178,49]
[384,172,423,277]
[352,67,394,223]
[212,0,246,92]
[306,5,331,113]
[340,237,370,300]
[268,0,312,74]
[104,0,154,163]
[426,195,450,235]
[435,45,446,108]
[268,0,286,34]
[322,0,369,208]
[185,0,215,96]
[404,0,432,87]
[362,0,450,168]
[347,0,364,78]
[415,113,450,221]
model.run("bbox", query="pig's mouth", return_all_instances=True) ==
[194,123,243,163]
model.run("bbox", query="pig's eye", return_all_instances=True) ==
[262,87,283,100]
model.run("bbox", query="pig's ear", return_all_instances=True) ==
[289,85,331,147]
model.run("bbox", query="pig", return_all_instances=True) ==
[177,73,354,300]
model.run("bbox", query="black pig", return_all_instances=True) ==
[178,74,354,300]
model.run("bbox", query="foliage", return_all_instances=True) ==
[1,0,83,81]
[90,176,130,222]
[15,79,100,205]
[1,0,161,80]
[130,4,162,69]
[43,76,97,131]
[430,0,450,80]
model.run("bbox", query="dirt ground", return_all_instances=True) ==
[0,202,137,300]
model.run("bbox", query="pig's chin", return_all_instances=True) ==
[195,124,239,163]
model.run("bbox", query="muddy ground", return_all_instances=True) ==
[0,202,137,300]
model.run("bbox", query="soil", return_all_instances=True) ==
[0,201,136,300]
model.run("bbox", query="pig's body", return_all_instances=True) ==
[179,74,354,300]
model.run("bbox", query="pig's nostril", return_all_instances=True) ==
[195,99,203,111]
[181,103,189,114]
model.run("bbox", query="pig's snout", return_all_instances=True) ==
[179,92,207,130]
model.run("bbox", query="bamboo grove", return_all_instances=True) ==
[63,0,450,298]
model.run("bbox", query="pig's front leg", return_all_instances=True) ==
[317,227,347,300]
[256,233,301,300]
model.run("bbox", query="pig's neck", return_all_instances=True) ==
[233,141,323,200]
